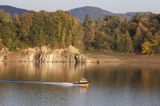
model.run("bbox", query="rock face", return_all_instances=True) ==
[38,45,86,63]
[0,47,9,61]
[0,45,86,63]
[22,47,38,62]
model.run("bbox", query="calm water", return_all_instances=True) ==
[0,62,160,106]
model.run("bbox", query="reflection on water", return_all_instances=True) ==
[0,62,85,82]
[86,63,160,89]
[0,62,160,106]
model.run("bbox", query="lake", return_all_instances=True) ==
[0,62,160,106]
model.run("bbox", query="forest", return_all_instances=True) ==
[0,9,160,54]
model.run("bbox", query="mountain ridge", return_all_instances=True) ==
[69,6,113,22]
[0,5,154,22]
[0,5,31,15]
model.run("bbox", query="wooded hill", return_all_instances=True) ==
[0,9,160,54]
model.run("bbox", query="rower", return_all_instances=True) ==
[80,77,88,83]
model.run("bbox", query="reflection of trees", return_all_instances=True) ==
[85,63,160,89]
[0,62,36,80]
[0,62,7,79]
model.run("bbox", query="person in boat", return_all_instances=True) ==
[74,76,89,85]
[73,77,90,88]
[80,77,88,83]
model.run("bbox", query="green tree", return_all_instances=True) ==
[0,10,19,50]
[83,14,96,50]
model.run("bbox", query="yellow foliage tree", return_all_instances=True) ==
[141,41,152,54]
[142,36,160,54]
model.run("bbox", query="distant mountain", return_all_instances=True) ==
[0,5,31,15]
[123,12,137,19]
[69,6,138,22]
[117,12,153,20]
[0,5,153,22]
[115,12,137,20]
[69,6,113,22]
[69,6,154,22]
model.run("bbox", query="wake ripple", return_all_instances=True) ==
[0,80,74,87]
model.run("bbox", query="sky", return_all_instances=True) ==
[0,0,160,13]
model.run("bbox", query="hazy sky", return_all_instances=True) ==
[0,0,160,13]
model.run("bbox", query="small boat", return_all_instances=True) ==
[73,77,90,87]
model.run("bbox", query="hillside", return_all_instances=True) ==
[0,5,31,15]
[69,6,113,22]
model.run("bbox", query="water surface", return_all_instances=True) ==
[0,62,160,106]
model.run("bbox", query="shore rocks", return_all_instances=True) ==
[0,45,86,63]
[0,47,9,61]
[22,47,38,62]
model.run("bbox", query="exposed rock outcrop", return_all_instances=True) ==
[38,45,86,63]
[0,45,86,63]
[22,47,38,62]
[0,47,9,61]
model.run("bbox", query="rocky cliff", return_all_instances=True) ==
[0,45,86,63]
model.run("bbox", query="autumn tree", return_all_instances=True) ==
[83,14,96,50]
[0,10,19,50]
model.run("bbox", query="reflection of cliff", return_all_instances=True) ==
[38,63,86,82]
[0,62,86,82]
[0,46,86,63]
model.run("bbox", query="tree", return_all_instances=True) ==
[141,41,152,54]
[83,14,96,50]
[0,10,19,50]
[141,36,160,54]
[94,31,111,52]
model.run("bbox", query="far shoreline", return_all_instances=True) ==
[1,54,160,63]
[86,54,160,63]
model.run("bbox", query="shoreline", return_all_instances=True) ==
[86,54,160,63]
[1,46,160,63]
[1,54,160,63]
